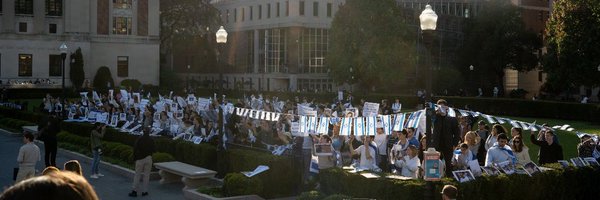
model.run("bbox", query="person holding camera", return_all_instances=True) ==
[90,123,106,179]
[432,99,460,177]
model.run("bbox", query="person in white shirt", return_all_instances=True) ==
[391,98,402,114]
[349,136,379,171]
[374,123,388,170]
[510,136,531,166]
[16,132,41,183]
[451,143,473,170]
[395,145,420,178]
[485,133,515,167]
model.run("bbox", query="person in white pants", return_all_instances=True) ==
[129,127,156,197]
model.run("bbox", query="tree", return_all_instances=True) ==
[160,0,221,67]
[69,48,85,91]
[543,0,600,95]
[93,66,114,92]
[327,0,416,92]
[457,0,541,93]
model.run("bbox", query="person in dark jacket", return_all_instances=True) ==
[129,127,156,197]
[530,129,563,165]
[40,115,60,167]
[432,99,460,177]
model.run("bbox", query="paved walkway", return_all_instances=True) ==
[0,129,184,199]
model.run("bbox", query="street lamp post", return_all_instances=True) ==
[470,65,474,96]
[59,43,68,109]
[349,67,354,92]
[215,25,228,178]
[420,4,437,200]
[216,26,228,97]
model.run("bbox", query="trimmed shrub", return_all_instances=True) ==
[152,152,175,163]
[70,48,85,90]
[225,149,299,198]
[297,191,325,200]
[319,166,600,200]
[93,66,115,92]
[120,79,142,90]
[222,173,263,197]
[509,88,529,99]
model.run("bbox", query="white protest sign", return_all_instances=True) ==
[291,122,303,136]
[362,102,380,117]
[197,98,211,111]
[338,91,344,101]
[187,95,197,105]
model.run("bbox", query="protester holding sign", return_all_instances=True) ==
[395,145,420,178]
[348,135,379,171]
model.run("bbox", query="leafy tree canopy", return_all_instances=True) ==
[543,0,600,92]
[327,0,416,91]
[160,0,220,43]
[457,0,540,89]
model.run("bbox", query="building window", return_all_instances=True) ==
[49,24,57,34]
[49,55,62,77]
[46,0,63,16]
[241,7,245,21]
[285,1,289,16]
[117,56,129,77]
[276,2,280,17]
[258,5,262,19]
[250,6,253,20]
[267,3,271,18]
[113,17,132,35]
[18,54,33,77]
[15,0,33,15]
[19,23,28,33]
[226,9,229,23]
[113,0,132,9]
[299,1,305,16]
[313,2,318,17]
[262,29,288,73]
[234,8,237,22]
[327,3,332,17]
[299,28,329,73]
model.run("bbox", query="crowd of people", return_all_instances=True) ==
[4,87,599,198]
[35,90,597,177]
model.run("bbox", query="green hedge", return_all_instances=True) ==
[222,173,263,197]
[319,166,600,200]
[0,107,45,123]
[224,148,299,198]
[0,115,36,132]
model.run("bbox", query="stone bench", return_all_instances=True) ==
[154,161,217,190]
[22,125,38,134]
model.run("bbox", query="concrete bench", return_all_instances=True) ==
[22,125,38,134]
[154,161,217,190]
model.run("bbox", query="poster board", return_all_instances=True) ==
[362,102,380,117]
